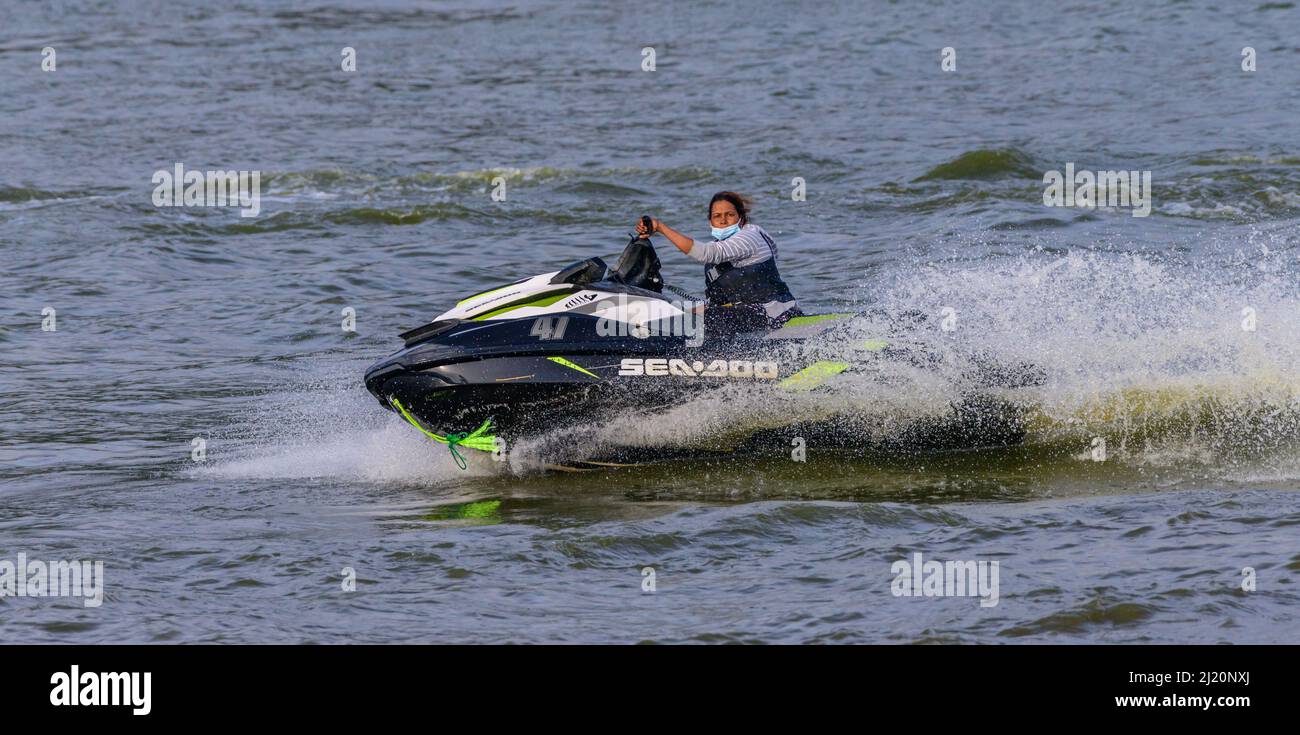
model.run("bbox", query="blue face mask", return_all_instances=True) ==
[711,222,741,240]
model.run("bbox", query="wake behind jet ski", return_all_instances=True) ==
[363,217,1043,467]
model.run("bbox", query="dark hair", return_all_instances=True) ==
[708,191,752,224]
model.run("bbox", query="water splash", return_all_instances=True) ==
[193,361,495,485]
[508,241,1300,473]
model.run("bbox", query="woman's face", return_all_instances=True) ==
[710,201,741,227]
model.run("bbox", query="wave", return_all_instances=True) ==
[0,186,125,212]
[899,148,1300,222]
[259,165,711,198]
[913,148,1040,181]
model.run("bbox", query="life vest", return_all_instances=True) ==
[703,228,797,309]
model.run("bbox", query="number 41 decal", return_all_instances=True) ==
[529,316,569,340]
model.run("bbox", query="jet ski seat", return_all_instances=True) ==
[550,257,609,286]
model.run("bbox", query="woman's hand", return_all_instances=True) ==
[640,218,694,256]
[635,217,660,237]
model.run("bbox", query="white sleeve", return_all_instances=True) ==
[685,227,765,265]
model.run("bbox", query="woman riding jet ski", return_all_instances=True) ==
[363,204,1040,468]
[636,191,802,333]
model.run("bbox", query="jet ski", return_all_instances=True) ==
[363,218,1040,466]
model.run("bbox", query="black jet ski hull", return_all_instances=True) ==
[367,354,701,439]
[364,341,1033,456]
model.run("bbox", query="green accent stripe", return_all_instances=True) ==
[779,360,850,391]
[389,397,497,469]
[471,290,573,321]
[783,313,854,328]
[547,356,599,379]
[457,284,516,307]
